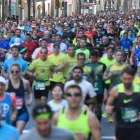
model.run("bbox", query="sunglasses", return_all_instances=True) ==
[53,45,60,49]
[41,51,47,54]
[11,70,19,74]
[66,93,81,97]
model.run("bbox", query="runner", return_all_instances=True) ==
[28,47,54,104]
[103,50,128,122]
[106,67,140,140]
[20,102,75,140]
[53,85,101,140]
[66,53,94,85]
[21,33,37,62]
[87,51,106,121]
[48,42,68,90]
[2,44,28,78]
[63,44,77,78]
[5,63,33,134]
[100,47,116,119]
[0,76,17,124]
[32,38,52,60]
[76,38,90,63]
[65,66,96,109]
[0,102,19,140]
[48,84,68,113]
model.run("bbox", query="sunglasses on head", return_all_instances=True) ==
[11,70,19,74]
[41,51,47,54]
[53,45,60,49]
[66,92,81,97]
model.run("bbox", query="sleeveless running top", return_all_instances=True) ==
[115,83,140,128]
[0,93,12,124]
[7,79,27,115]
[57,109,91,139]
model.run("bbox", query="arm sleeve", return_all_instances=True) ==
[10,94,16,108]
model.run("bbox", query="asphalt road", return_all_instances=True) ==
[24,92,115,140]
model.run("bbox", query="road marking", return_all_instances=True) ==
[23,130,114,139]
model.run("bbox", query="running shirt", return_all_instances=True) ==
[21,41,37,60]
[57,109,91,139]
[120,38,133,54]
[64,79,96,101]
[0,123,19,140]
[3,57,28,73]
[104,63,128,92]
[28,58,54,86]
[93,34,103,47]
[0,93,16,124]
[48,53,66,83]
[100,57,116,84]
[48,99,68,113]
[76,49,90,63]
[7,79,27,115]
[87,62,106,95]
[63,54,77,77]
[19,125,75,140]
[115,83,140,128]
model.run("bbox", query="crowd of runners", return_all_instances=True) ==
[0,9,140,140]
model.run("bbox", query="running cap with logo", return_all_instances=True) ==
[0,76,6,84]
[32,102,52,120]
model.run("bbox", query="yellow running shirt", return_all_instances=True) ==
[63,54,77,77]
[28,58,54,86]
[100,57,116,84]
[48,53,66,83]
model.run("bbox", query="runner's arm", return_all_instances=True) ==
[52,112,60,125]
[88,112,102,140]
[10,94,18,122]
[24,79,33,106]
[130,47,135,65]
[106,86,118,114]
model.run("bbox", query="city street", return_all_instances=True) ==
[24,93,115,140]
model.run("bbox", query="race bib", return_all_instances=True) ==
[35,81,45,90]
[16,98,24,110]
[121,107,138,122]
[94,82,99,91]
[124,48,129,53]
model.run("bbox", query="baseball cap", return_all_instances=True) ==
[0,76,6,84]
[53,42,60,46]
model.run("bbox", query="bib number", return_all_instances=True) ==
[94,82,99,91]
[16,98,24,110]
[35,82,45,90]
[124,48,129,53]
[121,107,138,122]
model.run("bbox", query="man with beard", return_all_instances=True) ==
[20,103,75,140]
[106,67,140,140]
[64,66,96,109]
[10,29,26,44]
